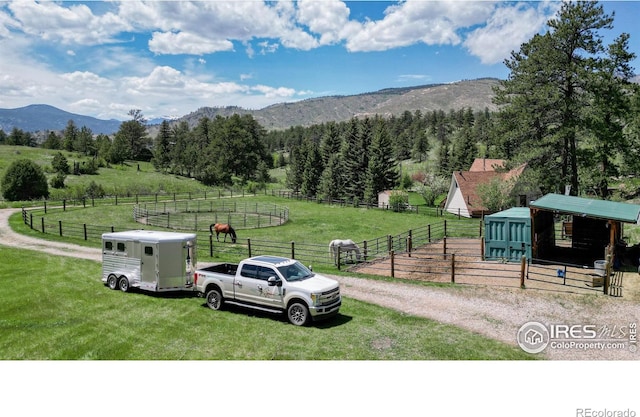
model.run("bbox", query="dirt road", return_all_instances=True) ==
[1,207,639,359]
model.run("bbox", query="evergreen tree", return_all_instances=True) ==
[1,159,49,201]
[301,140,323,197]
[319,153,344,202]
[494,0,633,195]
[152,120,172,172]
[42,131,62,150]
[320,122,342,165]
[364,120,399,204]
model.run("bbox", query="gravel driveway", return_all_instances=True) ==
[2,207,638,360]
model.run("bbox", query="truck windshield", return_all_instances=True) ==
[277,261,314,282]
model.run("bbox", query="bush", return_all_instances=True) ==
[51,152,70,174]
[85,181,106,198]
[389,190,409,212]
[1,159,49,201]
[50,172,66,189]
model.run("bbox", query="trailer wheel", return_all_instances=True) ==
[107,274,118,290]
[287,302,309,326]
[206,288,224,310]
[118,276,130,293]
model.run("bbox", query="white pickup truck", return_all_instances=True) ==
[194,255,341,326]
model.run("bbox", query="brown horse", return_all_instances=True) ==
[210,223,237,243]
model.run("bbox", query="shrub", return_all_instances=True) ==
[389,190,409,212]
[50,172,66,189]
[85,181,106,198]
[1,159,49,201]
[51,152,70,174]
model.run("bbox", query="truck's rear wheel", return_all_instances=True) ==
[107,274,118,290]
[206,288,224,310]
[118,276,130,293]
[287,302,309,326]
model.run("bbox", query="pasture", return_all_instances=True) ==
[0,246,533,360]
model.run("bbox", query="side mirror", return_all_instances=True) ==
[267,276,282,287]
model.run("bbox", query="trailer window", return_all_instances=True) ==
[104,241,113,251]
[144,246,153,256]
[117,242,126,252]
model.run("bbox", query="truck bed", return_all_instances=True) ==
[197,263,238,276]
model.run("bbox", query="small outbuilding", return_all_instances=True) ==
[484,207,532,261]
[530,194,640,266]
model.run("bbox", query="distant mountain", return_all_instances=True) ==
[0,104,122,135]
[158,78,502,134]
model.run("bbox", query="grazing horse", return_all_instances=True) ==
[329,239,361,265]
[210,223,237,243]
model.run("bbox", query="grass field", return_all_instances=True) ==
[0,246,533,360]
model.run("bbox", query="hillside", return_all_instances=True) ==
[167,78,500,132]
[0,104,121,135]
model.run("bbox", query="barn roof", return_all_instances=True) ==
[530,194,640,224]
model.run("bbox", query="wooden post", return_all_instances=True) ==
[83,224,87,241]
[604,255,611,296]
[481,237,485,261]
[59,220,63,237]
[443,236,447,259]
[428,224,431,242]
[390,250,395,278]
[451,253,455,283]
[337,247,341,271]
[247,238,252,258]
[209,234,213,258]
[520,255,526,289]
[291,241,295,259]
[41,217,44,233]
[407,236,412,257]
[363,240,368,261]
[444,219,447,236]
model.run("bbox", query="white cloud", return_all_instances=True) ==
[8,0,130,45]
[149,31,234,55]
[345,1,495,52]
[463,2,555,64]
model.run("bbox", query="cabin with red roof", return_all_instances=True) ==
[443,158,532,218]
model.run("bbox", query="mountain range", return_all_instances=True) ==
[0,78,509,135]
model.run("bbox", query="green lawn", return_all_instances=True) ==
[0,246,534,360]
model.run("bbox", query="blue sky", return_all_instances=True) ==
[0,1,639,121]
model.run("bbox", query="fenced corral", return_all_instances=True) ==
[350,237,621,296]
[133,200,288,231]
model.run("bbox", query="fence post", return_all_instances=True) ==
[604,255,611,296]
[428,224,431,242]
[291,241,295,259]
[247,238,252,258]
[337,247,341,271]
[59,220,63,237]
[520,255,526,289]
[443,236,447,259]
[444,219,447,236]
[451,253,455,283]
[479,220,483,238]
[209,234,213,258]
[41,217,44,233]
[387,235,392,252]
[83,224,87,241]
[481,237,485,260]
[407,236,412,257]
[63,199,66,211]
[29,213,33,229]
[44,201,47,214]
[390,250,395,278]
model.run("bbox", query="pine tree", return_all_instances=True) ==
[364,120,400,204]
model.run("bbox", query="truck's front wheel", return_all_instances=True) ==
[287,302,309,326]
[206,288,224,310]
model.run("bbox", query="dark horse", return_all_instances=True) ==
[210,223,237,243]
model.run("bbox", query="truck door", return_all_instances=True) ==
[235,265,284,308]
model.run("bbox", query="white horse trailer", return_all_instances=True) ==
[102,230,197,293]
